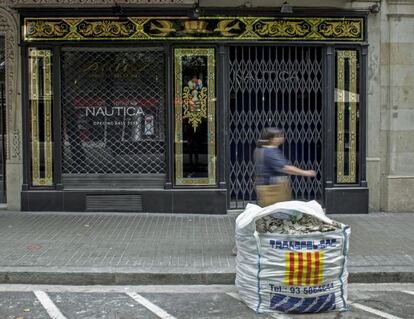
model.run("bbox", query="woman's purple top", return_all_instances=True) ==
[254,147,289,185]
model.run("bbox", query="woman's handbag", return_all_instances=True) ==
[256,179,292,207]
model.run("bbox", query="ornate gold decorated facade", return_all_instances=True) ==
[24,16,364,42]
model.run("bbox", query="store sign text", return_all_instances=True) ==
[85,106,145,117]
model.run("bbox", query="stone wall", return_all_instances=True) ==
[0,6,22,210]
[380,0,414,212]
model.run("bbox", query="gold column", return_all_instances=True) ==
[336,50,358,183]
[29,48,53,186]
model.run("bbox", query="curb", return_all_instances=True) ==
[0,272,235,285]
[1,270,414,285]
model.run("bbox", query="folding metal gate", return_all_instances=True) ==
[60,48,166,188]
[228,46,324,208]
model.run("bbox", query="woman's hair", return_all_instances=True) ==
[256,127,284,147]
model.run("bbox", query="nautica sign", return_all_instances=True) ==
[85,106,145,117]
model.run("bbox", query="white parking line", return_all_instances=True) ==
[402,290,414,296]
[126,292,176,319]
[33,290,67,319]
[350,302,404,319]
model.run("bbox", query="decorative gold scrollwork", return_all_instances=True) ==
[336,50,358,184]
[77,19,136,38]
[254,20,311,37]
[29,49,53,186]
[319,21,361,39]
[174,48,216,186]
[23,17,364,42]
[26,20,70,38]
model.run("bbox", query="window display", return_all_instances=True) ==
[61,48,166,176]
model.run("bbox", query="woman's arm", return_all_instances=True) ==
[281,165,317,177]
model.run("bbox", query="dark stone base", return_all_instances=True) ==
[325,187,369,214]
[21,189,227,214]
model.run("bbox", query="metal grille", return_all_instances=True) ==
[229,46,323,208]
[61,48,165,176]
[86,194,142,212]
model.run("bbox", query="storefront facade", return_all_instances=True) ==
[1,0,413,214]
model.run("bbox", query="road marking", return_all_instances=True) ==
[226,292,292,319]
[402,290,414,296]
[0,284,237,293]
[350,302,403,319]
[33,290,67,319]
[126,292,176,319]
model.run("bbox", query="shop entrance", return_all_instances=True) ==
[228,46,324,209]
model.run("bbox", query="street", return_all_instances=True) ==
[0,283,412,319]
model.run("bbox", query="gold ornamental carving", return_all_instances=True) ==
[26,20,70,38]
[254,20,311,37]
[23,17,364,42]
[77,19,136,38]
[174,48,216,186]
[319,21,362,39]
[336,50,358,184]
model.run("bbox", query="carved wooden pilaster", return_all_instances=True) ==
[0,6,21,162]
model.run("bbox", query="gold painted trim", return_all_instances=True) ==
[29,49,53,186]
[336,50,357,183]
[23,17,364,42]
[174,48,216,186]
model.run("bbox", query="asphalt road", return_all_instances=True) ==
[0,283,412,319]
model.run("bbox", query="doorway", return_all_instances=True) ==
[228,46,324,209]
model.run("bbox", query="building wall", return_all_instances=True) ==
[0,0,413,212]
[0,6,22,210]
[379,0,414,212]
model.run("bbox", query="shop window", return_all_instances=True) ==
[60,48,166,176]
[174,48,216,186]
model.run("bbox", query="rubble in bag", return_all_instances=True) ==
[255,212,341,234]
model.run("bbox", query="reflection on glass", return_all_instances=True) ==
[28,48,53,186]
[174,48,216,185]
[335,50,359,183]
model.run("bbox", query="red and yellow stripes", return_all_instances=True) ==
[284,251,324,286]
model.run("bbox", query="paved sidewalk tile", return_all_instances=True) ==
[0,213,235,270]
[0,212,413,272]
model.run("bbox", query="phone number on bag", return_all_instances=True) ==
[290,283,334,295]
[269,283,334,295]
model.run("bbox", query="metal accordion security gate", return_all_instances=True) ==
[229,46,324,209]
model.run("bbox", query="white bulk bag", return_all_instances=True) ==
[235,200,350,314]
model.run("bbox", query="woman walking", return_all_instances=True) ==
[254,127,316,207]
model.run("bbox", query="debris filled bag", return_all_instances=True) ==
[235,200,350,314]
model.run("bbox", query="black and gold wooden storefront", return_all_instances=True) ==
[21,12,368,214]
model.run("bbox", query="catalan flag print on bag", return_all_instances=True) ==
[284,251,324,286]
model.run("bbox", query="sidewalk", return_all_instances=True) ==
[0,211,413,285]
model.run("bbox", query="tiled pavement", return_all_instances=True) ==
[0,211,413,284]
